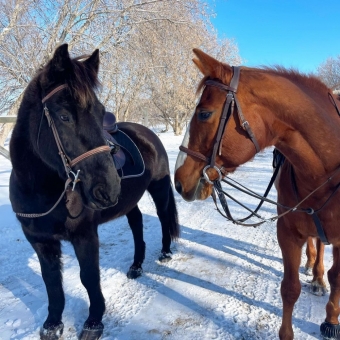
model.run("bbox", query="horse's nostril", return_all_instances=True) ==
[93,185,109,201]
[175,180,182,195]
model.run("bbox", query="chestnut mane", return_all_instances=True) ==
[262,66,330,93]
[196,65,332,97]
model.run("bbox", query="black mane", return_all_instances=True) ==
[39,53,101,108]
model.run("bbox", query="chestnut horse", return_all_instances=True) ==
[174,49,340,340]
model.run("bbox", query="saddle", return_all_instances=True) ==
[103,112,144,178]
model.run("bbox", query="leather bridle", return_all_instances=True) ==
[179,66,260,183]
[16,84,111,218]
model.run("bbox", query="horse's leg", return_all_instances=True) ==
[126,205,145,279]
[70,228,105,340]
[148,175,178,262]
[30,240,65,340]
[305,236,316,275]
[277,219,305,340]
[320,246,340,339]
[310,238,327,296]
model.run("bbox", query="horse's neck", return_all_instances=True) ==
[275,128,326,178]
[10,121,63,197]
[272,92,340,180]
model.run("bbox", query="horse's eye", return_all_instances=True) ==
[60,115,69,121]
[198,111,212,121]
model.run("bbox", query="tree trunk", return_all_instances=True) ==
[173,112,183,135]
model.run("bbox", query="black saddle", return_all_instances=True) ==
[103,111,118,134]
[103,112,144,178]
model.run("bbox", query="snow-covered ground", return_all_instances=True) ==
[0,131,332,340]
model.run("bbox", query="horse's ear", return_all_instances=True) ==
[83,49,100,75]
[50,44,71,73]
[192,58,206,75]
[192,48,224,79]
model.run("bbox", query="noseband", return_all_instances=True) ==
[180,66,260,183]
[16,85,111,218]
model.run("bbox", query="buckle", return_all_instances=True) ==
[107,140,120,154]
[242,121,249,130]
[69,169,81,191]
[202,165,222,184]
[306,208,314,215]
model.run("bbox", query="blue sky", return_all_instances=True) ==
[209,0,340,73]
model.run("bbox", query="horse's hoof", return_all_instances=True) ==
[304,266,313,276]
[159,252,172,262]
[40,321,64,340]
[310,281,328,296]
[79,321,104,340]
[320,321,340,339]
[127,265,143,279]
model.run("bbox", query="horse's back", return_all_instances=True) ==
[99,122,170,223]
[117,122,170,177]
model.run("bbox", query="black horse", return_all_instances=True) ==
[9,44,179,340]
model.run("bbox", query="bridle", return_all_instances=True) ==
[16,84,111,218]
[178,67,340,245]
[41,84,111,190]
[179,67,260,184]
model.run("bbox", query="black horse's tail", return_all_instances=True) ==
[148,175,180,243]
[168,182,180,240]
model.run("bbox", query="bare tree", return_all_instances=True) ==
[317,55,340,91]
[144,21,243,135]
[0,0,242,144]
[0,0,216,143]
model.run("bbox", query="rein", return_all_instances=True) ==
[16,85,111,218]
[212,160,340,245]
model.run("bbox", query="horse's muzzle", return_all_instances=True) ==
[89,182,120,210]
[175,178,209,202]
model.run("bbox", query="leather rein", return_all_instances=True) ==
[179,67,340,244]
[16,84,111,218]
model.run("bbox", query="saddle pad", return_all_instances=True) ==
[111,129,145,179]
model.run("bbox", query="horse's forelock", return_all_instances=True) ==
[39,54,101,108]
[67,58,101,108]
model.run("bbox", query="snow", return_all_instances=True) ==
[0,131,332,340]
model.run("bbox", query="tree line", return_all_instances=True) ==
[0,0,242,146]
[1,0,339,147]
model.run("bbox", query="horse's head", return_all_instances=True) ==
[30,44,120,210]
[175,49,266,201]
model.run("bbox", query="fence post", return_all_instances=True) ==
[0,116,17,161]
